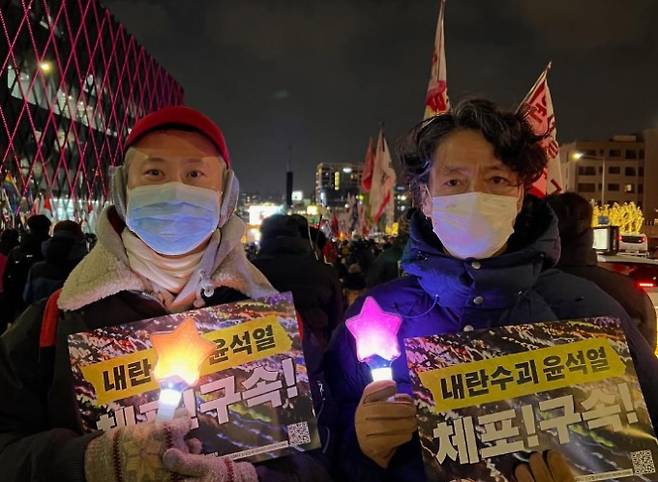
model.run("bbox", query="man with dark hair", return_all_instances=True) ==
[2,214,52,322]
[548,191,657,349]
[324,98,658,482]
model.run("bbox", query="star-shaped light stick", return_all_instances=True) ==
[346,296,403,381]
[149,318,216,420]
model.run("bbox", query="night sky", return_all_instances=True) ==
[103,0,658,197]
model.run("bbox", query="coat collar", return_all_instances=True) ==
[400,199,560,311]
[58,206,275,311]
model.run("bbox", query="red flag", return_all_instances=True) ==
[424,0,450,119]
[32,193,53,219]
[330,211,340,238]
[369,129,396,225]
[360,137,375,193]
[517,62,563,197]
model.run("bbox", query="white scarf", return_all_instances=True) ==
[58,209,277,313]
[122,229,205,294]
[122,229,223,312]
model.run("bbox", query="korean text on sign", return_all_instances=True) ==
[81,315,291,405]
[433,383,641,465]
[418,338,625,411]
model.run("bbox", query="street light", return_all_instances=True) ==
[38,61,52,73]
[573,151,607,205]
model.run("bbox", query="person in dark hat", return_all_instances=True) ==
[22,220,88,305]
[252,214,344,349]
[548,191,657,350]
[0,106,331,482]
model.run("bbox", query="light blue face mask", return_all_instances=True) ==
[126,182,220,255]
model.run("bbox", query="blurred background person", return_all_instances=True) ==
[309,225,330,263]
[0,228,19,333]
[252,213,344,350]
[548,191,657,350]
[2,214,51,322]
[342,262,366,308]
[366,214,410,288]
[23,220,88,305]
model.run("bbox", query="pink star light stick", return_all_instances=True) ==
[346,296,403,381]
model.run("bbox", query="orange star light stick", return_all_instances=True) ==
[149,318,216,421]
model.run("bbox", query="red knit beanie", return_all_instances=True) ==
[124,106,231,167]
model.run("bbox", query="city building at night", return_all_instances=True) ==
[236,191,284,220]
[315,162,362,208]
[561,128,658,223]
[0,0,183,230]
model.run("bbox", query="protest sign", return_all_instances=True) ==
[68,292,320,462]
[405,318,658,482]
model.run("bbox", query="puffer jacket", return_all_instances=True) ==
[324,201,658,482]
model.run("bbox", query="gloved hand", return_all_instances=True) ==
[163,448,258,482]
[514,450,575,482]
[84,412,195,482]
[355,380,418,468]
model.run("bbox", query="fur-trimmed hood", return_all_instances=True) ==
[58,207,275,311]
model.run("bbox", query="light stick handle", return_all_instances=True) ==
[157,387,183,421]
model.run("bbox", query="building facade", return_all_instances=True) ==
[561,129,658,223]
[1,0,183,229]
[315,162,363,208]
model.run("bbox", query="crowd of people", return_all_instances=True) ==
[0,216,91,333]
[0,101,656,482]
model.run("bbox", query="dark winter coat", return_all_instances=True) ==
[2,232,49,322]
[0,208,333,482]
[252,235,344,350]
[23,231,88,305]
[324,201,658,482]
[557,228,657,350]
[365,241,405,289]
[0,288,244,481]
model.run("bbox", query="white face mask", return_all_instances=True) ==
[430,192,519,260]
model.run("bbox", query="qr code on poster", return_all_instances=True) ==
[631,450,656,475]
[287,421,311,446]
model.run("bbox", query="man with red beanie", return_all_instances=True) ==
[0,106,331,482]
